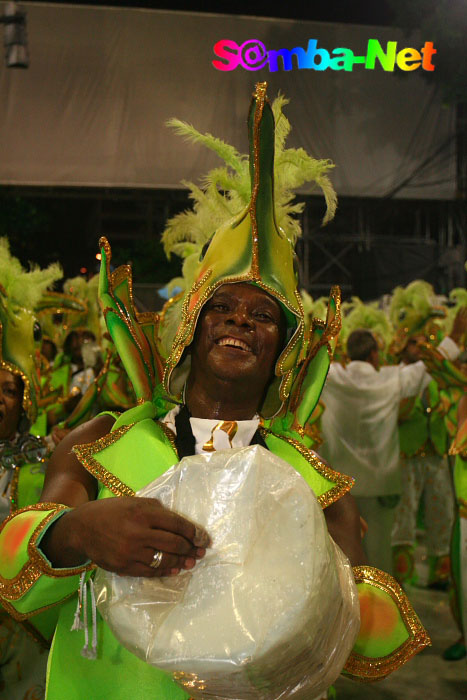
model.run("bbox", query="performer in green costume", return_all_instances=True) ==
[445,393,467,660]
[0,239,64,699]
[0,85,430,699]
[389,282,466,587]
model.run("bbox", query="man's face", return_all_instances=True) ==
[41,339,56,363]
[0,369,23,440]
[191,283,285,390]
[402,335,425,364]
[66,332,83,364]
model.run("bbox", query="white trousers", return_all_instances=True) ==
[355,496,396,574]
[391,453,454,556]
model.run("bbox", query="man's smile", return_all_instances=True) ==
[215,336,253,353]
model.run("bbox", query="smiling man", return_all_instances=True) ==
[0,84,430,699]
[186,283,285,420]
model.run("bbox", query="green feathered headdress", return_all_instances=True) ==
[389,280,446,354]
[0,239,62,420]
[160,90,337,354]
[445,288,467,335]
[341,297,393,351]
[161,83,337,417]
[63,275,101,342]
[99,82,341,431]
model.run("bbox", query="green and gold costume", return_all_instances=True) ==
[0,84,430,698]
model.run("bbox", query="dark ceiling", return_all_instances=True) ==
[24,1,396,26]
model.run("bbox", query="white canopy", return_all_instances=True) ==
[0,3,455,199]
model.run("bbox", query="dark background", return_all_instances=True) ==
[1,1,465,300]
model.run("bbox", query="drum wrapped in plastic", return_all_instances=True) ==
[95,445,360,699]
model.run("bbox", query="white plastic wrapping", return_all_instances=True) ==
[95,445,360,699]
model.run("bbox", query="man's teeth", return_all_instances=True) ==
[217,337,251,352]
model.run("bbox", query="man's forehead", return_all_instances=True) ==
[213,283,280,309]
[0,369,21,386]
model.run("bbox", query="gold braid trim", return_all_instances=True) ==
[449,444,467,459]
[344,566,431,681]
[157,420,179,457]
[259,427,354,508]
[72,424,136,498]
[1,603,57,648]
[0,503,93,601]
[0,589,79,625]
[0,358,34,420]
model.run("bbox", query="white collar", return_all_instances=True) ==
[163,405,260,455]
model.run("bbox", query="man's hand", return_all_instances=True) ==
[450,307,467,346]
[39,414,210,577]
[50,425,71,446]
[40,497,210,578]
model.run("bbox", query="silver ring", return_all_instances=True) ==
[150,549,163,569]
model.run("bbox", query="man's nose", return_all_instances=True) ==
[226,306,254,328]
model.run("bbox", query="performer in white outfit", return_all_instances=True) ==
[319,328,460,574]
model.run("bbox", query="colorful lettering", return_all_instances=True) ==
[212,40,241,72]
[330,48,355,72]
[365,39,397,71]
[396,47,422,71]
[421,41,437,71]
[212,38,437,74]
[268,46,309,73]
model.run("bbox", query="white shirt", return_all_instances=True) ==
[163,406,260,454]
[318,336,459,497]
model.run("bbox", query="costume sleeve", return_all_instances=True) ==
[0,503,93,622]
[344,566,431,681]
[437,336,460,361]
[399,361,428,399]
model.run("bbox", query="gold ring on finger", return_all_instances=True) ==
[150,549,163,569]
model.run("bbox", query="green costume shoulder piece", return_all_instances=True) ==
[72,402,351,508]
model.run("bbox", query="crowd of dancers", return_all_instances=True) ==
[0,83,464,699]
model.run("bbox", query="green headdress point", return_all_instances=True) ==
[163,83,335,417]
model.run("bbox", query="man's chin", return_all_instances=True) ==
[208,344,256,368]
[209,357,258,384]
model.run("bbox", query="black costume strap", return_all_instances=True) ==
[173,405,267,458]
[250,428,268,450]
[174,405,196,459]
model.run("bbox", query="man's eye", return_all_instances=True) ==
[4,388,18,398]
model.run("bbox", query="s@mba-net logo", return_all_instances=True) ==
[212,38,436,73]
